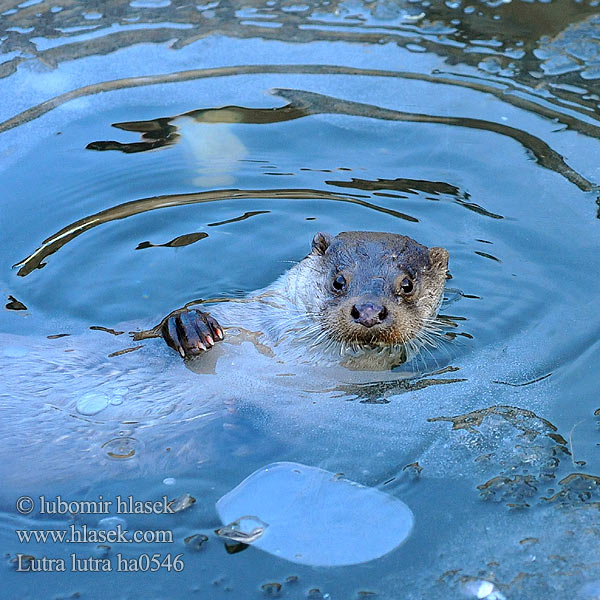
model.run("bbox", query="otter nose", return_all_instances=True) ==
[351,302,388,328]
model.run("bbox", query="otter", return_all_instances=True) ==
[0,230,449,496]
[160,231,449,371]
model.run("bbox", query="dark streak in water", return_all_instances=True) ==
[86,101,311,155]
[86,120,179,153]
[90,326,125,336]
[475,251,502,263]
[207,210,270,227]
[5,295,27,310]
[493,373,552,387]
[325,176,503,219]
[136,231,208,249]
[87,102,309,153]
[328,373,466,403]
[47,333,71,339]
[372,192,409,199]
[108,346,143,358]
[12,189,418,277]
[329,177,462,197]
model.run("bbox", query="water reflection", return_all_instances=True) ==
[13,187,420,276]
[1,0,600,598]
[84,87,594,191]
[2,0,600,150]
[13,83,595,282]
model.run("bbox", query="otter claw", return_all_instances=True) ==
[161,309,224,359]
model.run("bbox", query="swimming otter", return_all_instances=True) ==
[0,230,449,496]
[161,231,449,370]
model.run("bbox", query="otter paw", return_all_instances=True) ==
[161,309,224,359]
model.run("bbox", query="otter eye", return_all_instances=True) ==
[332,274,347,291]
[400,277,414,294]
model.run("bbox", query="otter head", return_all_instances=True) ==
[309,231,449,353]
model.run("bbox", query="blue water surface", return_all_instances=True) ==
[1,1,600,598]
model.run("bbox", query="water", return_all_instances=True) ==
[1,1,600,598]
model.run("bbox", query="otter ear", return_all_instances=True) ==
[311,232,333,255]
[428,247,449,270]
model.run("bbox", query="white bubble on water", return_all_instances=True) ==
[76,392,109,415]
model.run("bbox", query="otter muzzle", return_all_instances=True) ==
[350,302,388,328]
